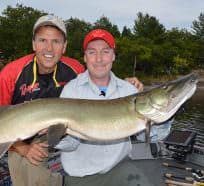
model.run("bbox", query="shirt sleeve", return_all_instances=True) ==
[118,80,138,98]
[55,135,80,152]
[0,69,14,105]
[60,79,77,98]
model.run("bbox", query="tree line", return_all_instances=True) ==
[0,4,203,78]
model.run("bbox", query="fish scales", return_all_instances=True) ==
[0,97,145,142]
[0,73,198,158]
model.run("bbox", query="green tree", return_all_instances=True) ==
[0,4,45,62]
[151,28,197,75]
[121,26,133,38]
[93,16,120,38]
[192,12,204,40]
[114,37,138,77]
[133,12,166,43]
[114,37,153,77]
[65,17,92,62]
[192,12,204,68]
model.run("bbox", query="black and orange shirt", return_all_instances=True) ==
[0,54,84,105]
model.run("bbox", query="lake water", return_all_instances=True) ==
[172,87,204,150]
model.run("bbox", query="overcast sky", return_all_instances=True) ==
[0,0,203,32]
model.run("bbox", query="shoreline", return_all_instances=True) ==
[141,69,204,85]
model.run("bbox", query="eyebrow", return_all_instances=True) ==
[86,47,111,50]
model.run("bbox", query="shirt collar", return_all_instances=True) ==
[77,70,124,96]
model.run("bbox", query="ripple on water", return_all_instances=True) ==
[172,98,204,147]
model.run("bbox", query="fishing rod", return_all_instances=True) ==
[163,162,204,182]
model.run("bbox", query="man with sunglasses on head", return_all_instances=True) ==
[57,28,171,186]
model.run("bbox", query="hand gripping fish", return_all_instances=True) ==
[0,73,198,158]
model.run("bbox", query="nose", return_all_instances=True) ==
[96,52,102,62]
[46,41,53,51]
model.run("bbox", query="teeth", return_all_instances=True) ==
[44,54,53,58]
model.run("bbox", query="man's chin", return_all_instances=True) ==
[40,63,56,73]
[94,73,109,80]
[44,60,57,67]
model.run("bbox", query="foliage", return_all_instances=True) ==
[121,26,133,38]
[192,13,204,68]
[0,4,45,63]
[192,12,204,40]
[65,17,92,62]
[93,16,120,38]
[133,12,166,44]
[0,5,203,77]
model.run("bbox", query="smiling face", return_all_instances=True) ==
[32,26,67,74]
[84,39,115,86]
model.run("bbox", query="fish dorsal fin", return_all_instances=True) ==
[47,124,66,148]
[0,142,13,158]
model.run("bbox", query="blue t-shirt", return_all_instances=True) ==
[98,86,107,96]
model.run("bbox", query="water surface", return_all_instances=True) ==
[172,87,204,148]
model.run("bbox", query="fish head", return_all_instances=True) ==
[135,73,198,123]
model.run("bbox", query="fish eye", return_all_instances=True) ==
[170,94,176,99]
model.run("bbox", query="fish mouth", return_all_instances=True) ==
[149,84,197,123]
[137,73,198,123]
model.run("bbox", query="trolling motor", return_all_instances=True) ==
[163,130,197,161]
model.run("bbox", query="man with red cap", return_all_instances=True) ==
[56,28,143,185]
[57,28,172,186]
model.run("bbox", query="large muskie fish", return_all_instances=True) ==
[0,73,198,158]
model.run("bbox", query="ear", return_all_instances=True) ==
[62,41,67,54]
[84,54,87,63]
[32,40,36,51]
[112,53,115,61]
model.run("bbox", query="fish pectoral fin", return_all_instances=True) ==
[0,142,14,158]
[47,124,67,148]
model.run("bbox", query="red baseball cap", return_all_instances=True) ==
[83,29,115,50]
